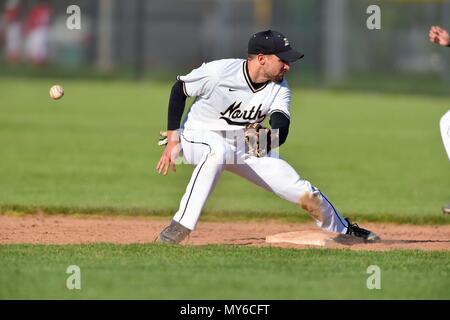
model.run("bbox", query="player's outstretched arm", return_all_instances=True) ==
[156,130,181,175]
[429,26,450,47]
[156,80,187,176]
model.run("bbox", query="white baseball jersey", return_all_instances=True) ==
[177,59,291,131]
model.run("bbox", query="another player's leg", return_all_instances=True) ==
[156,130,230,244]
[439,110,450,161]
[226,154,380,242]
[439,111,450,214]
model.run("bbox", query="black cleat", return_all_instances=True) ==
[345,218,380,242]
[155,220,191,244]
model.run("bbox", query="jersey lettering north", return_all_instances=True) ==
[177,59,291,131]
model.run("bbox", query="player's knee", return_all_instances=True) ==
[183,147,208,165]
[207,146,228,165]
[297,186,324,223]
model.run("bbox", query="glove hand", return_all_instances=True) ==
[244,123,272,157]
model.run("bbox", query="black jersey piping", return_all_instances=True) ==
[176,132,212,224]
[269,109,290,120]
[319,191,349,230]
[176,76,189,97]
[242,61,268,93]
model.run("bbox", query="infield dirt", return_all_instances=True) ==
[1,214,449,251]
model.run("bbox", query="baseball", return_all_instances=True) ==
[49,85,64,100]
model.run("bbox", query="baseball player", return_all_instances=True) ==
[155,30,380,243]
[429,25,450,214]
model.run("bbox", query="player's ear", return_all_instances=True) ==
[257,54,266,65]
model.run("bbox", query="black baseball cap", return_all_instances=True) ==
[248,30,304,63]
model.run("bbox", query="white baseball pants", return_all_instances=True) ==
[172,129,349,234]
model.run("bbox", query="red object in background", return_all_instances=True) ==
[24,2,53,36]
[23,1,54,65]
[5,2,20,23]
[4,0,22,63]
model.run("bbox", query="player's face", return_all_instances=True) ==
[264,55,290,82]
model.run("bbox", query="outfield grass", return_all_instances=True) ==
[0,244,448,299]
[0,77,449,222]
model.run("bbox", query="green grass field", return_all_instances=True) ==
[0,77,449,221]
[1,244,449,299]
[0,77,449,300]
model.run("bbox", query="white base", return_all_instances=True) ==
[266,231,336,247]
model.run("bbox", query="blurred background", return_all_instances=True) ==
[0,0,449,93]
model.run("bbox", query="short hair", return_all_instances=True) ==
[247,54,257,60]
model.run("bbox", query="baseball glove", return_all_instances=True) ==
[244,123,272,157]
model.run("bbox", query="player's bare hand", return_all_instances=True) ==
[156,131,181,176]
[429,26,450,47]
[156,141,180,175]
